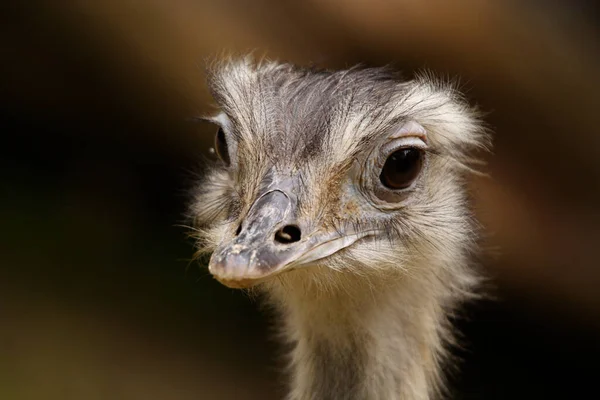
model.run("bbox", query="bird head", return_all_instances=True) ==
[190,58,489,290]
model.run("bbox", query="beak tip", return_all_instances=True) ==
[212,274,262,289]
[207,257,257,289]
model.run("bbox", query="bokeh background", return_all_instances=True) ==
[1,1,599,399]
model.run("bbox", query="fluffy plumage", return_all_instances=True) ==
[190,56,490,400]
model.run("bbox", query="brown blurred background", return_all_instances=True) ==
[1,1,599,399]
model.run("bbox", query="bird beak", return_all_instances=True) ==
[208,190,372,288]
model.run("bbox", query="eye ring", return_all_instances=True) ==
[379,147,424,190]
[214,127,231,166]
[356,125,428,209]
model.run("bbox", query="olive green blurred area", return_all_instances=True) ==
[1,1,599,399]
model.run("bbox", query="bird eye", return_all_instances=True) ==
[214,127,230,166]
[379,148,423,190]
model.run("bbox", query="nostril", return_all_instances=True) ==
[274,225,301,244]
[235,225,242,236]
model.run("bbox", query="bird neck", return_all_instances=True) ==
[265,268,450,400]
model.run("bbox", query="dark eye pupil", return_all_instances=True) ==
[379,148,423,189]
[215,127,230,166]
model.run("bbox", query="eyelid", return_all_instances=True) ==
[211,112,233,135]
[389,121,427,141]
[381,136,428,158]
[380,121,428,156]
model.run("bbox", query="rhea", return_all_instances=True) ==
[190,58,489,400]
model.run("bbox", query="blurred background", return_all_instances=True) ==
[1,1,599,399]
